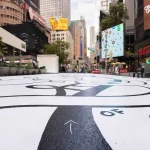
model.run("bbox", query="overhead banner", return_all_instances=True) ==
[144,0,150,30]
[49,18,68,31]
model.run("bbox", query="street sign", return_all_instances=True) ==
[87,47,95,53]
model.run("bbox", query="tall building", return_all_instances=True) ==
[0,0,23,26]
[69,19,87,60]
[90,26,95,48]
[50,30,74,60]
[90,26,96,59]
[39,0,51,26]
[135,0,150,65]
[40,0,71,27]
[100,0,110,13]
[80,16,87,57]
[123,0,135,35]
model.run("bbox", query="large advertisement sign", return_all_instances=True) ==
[49,18,68,31]
[144,0,150,30]
[101,23,124,59]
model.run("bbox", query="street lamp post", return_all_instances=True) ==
[104,31,108,74]
[129,53,132,76]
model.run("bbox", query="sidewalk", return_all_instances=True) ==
[111,72,150,78]
[119,72,133,77]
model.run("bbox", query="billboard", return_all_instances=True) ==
[101,23,124,59]
[144,0,150,30]
[2,23,48,53]
[50,18,68,31]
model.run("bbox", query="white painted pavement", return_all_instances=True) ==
[0,74,150,150]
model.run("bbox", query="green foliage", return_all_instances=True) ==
[8,63,17,68]
[41,40,69,64]
[0,63,8,67]
[0,37,7,57]
[26,63,33,69]
[100,3,129,31]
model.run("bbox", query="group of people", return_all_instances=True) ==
[107,63,128,75]
[60,64,87,73]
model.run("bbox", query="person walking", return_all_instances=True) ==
[141,61,145,78]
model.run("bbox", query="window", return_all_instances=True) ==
[57,34,60,36]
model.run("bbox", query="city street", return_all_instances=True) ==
[0,74,150,150]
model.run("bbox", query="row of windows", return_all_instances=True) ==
[52,34,65,36]
[51,37,65,40]
[0,14,21,21]
[0,23,13,26]
[0,5,21,14]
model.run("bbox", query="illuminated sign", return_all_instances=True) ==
[144,0,150,30]
[144,5,150,14]
[49,18,68,31]
[101,23,124,58]
[138,46,150,56]
[21,43,26,49]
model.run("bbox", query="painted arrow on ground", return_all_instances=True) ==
[64,120,78,134]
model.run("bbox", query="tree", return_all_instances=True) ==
[40,40,69,64]
[100,3,129,31]
[0,37,7,63]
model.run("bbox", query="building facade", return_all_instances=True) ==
[39,0,51,27]
[135,0,150,65]
[90,26,95,48]
[100,0,110,13]
[50,30,74,60]
[40,0,71,27]
[3,22,48,54]
[69,20,86,60]
[90,26,96,60]
[0,0,23,26]
[80,16,87,58]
